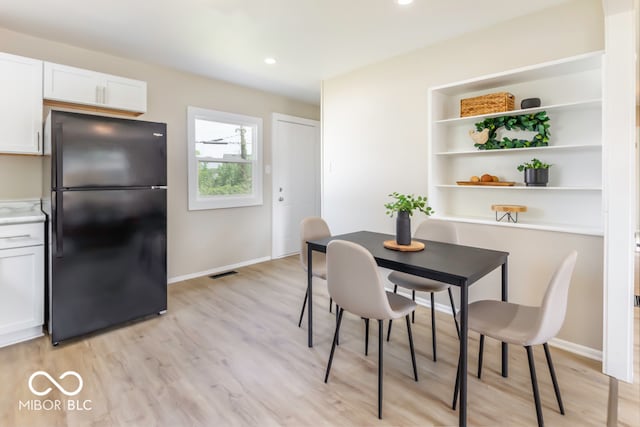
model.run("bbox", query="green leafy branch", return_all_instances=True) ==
[474,111,550,150]
[384,192,433,217]
[516,158,551,171]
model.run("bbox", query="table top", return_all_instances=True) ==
[307,230,508,287]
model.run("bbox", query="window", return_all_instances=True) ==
[187,107,263,210]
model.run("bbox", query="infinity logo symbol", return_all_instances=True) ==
[28,371,84,397]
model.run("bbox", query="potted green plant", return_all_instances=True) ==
[516,158,551,187]
[384,192,433,245]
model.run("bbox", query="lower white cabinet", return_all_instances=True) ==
[43,61,147,114]
[0,223,44,347]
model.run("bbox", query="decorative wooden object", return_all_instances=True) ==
[491,204,527,223]
[383,240,425,252]
[460,92,515,117]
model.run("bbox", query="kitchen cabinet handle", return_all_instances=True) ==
[0,234,31,240]
[102,86,107,104]
[96,86,101,103]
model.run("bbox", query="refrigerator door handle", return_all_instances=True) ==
[55,192,63,257]
[55,123,63,188]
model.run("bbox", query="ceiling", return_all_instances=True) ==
[0,0,581,104]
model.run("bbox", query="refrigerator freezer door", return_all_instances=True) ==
[51,111,166,189]
[50,188,166,343]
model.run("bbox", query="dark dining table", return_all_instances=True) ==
[306,230,509,427]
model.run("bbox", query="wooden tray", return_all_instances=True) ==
[456,181,516,186]
[383,240,425,252]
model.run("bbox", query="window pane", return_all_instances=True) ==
[195,119,253,161]
[198,161,253,196]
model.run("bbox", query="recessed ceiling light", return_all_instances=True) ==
[397,0,413,5]
[264,57,277,65]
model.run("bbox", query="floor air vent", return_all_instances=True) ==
[209,271,238,280]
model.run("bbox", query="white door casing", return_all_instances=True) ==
[272,113,321,258]
[601,0,636,383]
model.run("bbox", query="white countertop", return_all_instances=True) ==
[0,200,46,225]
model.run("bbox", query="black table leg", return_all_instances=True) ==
[501,261,509,377]
[459,281,468,427]
[307,245,314,348]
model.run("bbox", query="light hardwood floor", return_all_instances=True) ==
[1,256,638,426]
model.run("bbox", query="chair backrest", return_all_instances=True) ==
[414,219,459,244]
[531,250,578,345]
[299,217,331,270]
[326,240,394,320]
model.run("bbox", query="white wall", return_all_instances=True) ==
[0,27,320,280]
[322,0,605,351]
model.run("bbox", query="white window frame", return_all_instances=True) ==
[187,106,263,210]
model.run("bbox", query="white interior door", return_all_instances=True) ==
[272,113,320,258]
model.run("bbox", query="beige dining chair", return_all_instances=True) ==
[386,219,460,361]
[324,240,418,419]
[452,250,578,427]
[298,217,332,327]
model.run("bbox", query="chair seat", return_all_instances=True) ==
[458,300,542,346]
[388,271,450,293]
[386,291,417,319]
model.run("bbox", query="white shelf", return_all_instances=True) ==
[435,143,602,156]
[436,185,602,191]
[434,99,601,125]
[430,51,603,96]
[434,215,604,237]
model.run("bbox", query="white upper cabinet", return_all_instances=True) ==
[43,62,147,114]
[0,52,43,155]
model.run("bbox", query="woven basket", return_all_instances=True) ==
[460,92,515,117]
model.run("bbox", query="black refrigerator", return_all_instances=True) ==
[43,111,167,344]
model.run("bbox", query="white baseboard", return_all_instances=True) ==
[168,256,272,284]
[389,286,603,362]
[547,337,602,361]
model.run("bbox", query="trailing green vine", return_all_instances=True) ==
[473,111,550,150]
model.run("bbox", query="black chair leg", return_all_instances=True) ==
[364,318,370,356]
[452,351,461,410]
[336,304,340,346]
[412,290,416,323]
[526,346,545,427]
[431,292,437,362]
[477,334,485,379]
[324,308,344,383]
[298,289,308,327]
[378,319,384,419]
[386,285,398,342]
[543,343,565,415]
[447,287,460,339]
[405,315,418,381]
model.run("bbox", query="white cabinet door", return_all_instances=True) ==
[0,52,43,154]
[103,75,147,113]
[0,245,44,337]
[43,61,147,113]
[43,62,102,106]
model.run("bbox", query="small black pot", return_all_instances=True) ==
[524,168,549,186]
[521,98,541,109]
[396,211,411,245]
